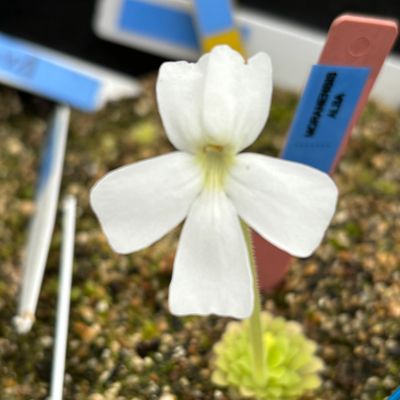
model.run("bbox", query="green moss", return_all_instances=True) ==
[141,320,159,340]
[129,120,158,145]
[344,221,363,240]
[372,179,399,196]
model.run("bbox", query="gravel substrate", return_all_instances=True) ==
[0,76,399,400]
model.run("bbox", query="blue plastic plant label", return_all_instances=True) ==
[193,0,245,54]
[389,387,400,400]
[282,65,370,172]
[115,0,247,55]
[194,0,234,36]
[0,34,101,111]
[118,0,199,50]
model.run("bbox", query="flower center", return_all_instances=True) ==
[197,144,235,191]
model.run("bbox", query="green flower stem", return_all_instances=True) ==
[241,221,266,383]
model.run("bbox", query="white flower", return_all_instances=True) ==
[90,45,338,319]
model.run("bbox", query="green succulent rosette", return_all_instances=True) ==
[211,312,324,399]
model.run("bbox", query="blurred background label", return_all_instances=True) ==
[0,34,101,111]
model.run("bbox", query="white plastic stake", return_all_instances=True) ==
[14,105,70,334]
[48,195,77,400]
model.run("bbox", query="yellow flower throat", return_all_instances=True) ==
[197,144,235,191]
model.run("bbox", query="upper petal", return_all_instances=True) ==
[90,152,202,254]
[200,46,272,152]
[169,191,253,319]
[226,153,338,257]
[156,45,272,153]
[157,61,204,152]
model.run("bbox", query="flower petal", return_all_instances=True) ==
[169,191,253,319]
[226,153,338,257]
[156,45,272,153]
[200,45,272,152]
[90,152,202,254]
[157,60,204,152]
